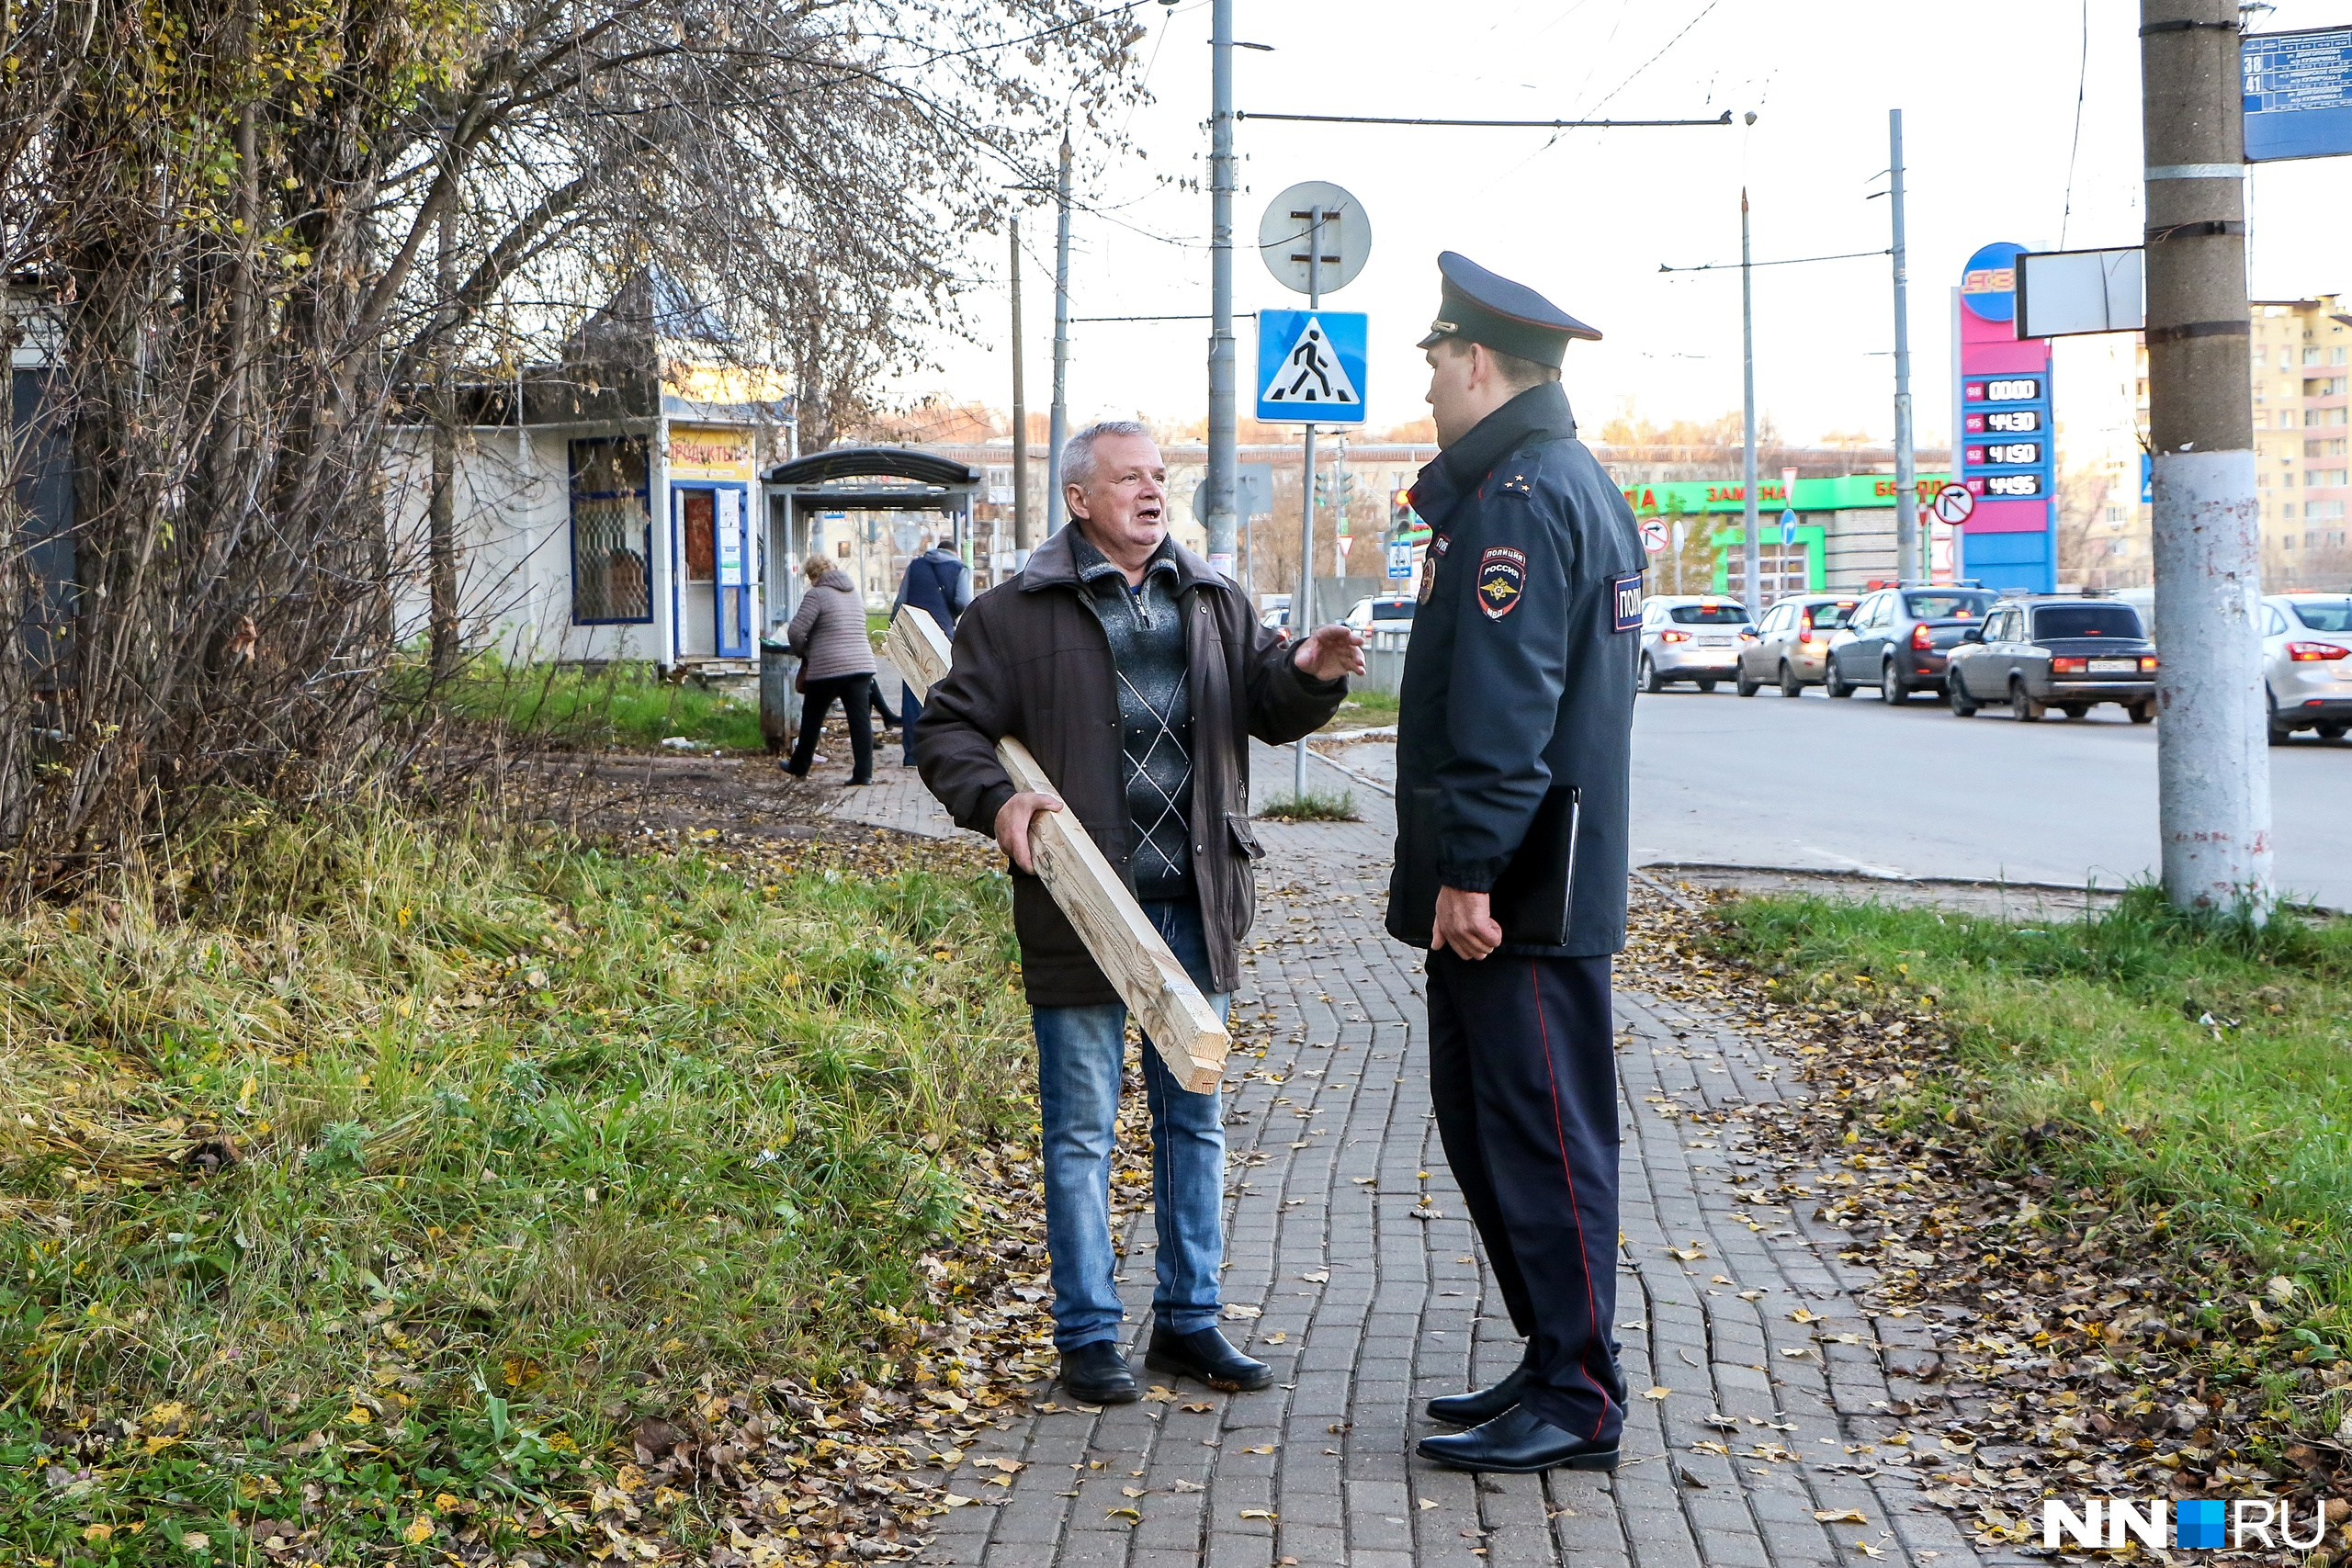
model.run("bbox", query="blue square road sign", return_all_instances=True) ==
[1257,310,1368,423]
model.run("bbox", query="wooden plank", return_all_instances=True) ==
[888,607,1230,1092]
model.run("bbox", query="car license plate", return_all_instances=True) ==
[2087,658,2136,674]
[1697,637,1732,647]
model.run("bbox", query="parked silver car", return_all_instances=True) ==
[2263,593,2352,743]
[1637,595,1753,694]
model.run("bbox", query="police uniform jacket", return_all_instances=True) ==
[1385,381,1644,958]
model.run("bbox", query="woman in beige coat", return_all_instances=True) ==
[784,555,878,784]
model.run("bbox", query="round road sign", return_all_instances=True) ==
[1259,181,1372,296]
[1641,520,1668,554]
[1932,482,1975,525]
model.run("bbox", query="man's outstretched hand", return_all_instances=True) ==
[1293,622,1367,682]
[993,790,1064,874]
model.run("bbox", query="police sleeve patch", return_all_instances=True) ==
[1476,546,1527,620]
[1612,572,1645,633]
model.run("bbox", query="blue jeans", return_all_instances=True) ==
[1031,897,1230,1350]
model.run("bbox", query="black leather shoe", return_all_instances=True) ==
[1416,1405,1619,1474]
[1145,1324,1274,1393]
[1058,1340,1138,1405]
[1426,1363,1533,1426]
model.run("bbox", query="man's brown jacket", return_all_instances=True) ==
[915,526,1346,1007]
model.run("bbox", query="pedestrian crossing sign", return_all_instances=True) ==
[1256,310,1369,423]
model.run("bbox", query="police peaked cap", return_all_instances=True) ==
[1418,251,1601,368]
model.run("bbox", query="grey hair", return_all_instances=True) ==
[1061,420,1154,491]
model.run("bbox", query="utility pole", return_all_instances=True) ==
[1010,214,1034,556]
[1204,0,1238,578]
[1046,140,1073,535]
[2142,0,2269,914]
[1294,206,1324,798]
[1889,108,1918,584]
[1740,188,1761,610]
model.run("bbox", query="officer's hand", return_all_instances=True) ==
[993,790,1064,874]
[1293,623,1367,682]
[1433,886,1502,961]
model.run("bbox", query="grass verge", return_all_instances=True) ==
[1317,691,1397,732]
[0,803,1030,1564]
[415,660,766,752]
[1711,886,2352,1305]
[1255,790,1359,824]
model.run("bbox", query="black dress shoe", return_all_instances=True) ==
[1058,1340,1138,1405]
[1416,1405,1619,1474]
[1145,1324,1274,1393]
[1426,1362,1533,1426]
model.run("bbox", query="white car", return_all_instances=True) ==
[1341,596,1418,635]
[2263,592,2352,743]
[1638,595,1755,694]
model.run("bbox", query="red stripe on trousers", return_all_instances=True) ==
[1532,962,1615,1439]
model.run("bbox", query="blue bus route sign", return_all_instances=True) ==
[2245,27,2352,163]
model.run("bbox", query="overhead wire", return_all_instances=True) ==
[2059,0,2090,247]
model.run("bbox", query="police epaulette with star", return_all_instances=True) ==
[1498,471,1534,498]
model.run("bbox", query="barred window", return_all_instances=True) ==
[570,438,653,624]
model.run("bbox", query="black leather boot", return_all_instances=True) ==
[1058,1340,1138,1404]
[1426,1361,1533,1426]
[1416,1405,1619,1474]
[1144,1324,1274,1393]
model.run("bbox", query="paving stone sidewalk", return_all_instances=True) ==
[811,730,2026,1568]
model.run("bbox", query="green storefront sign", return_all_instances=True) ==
[1623,473,1955,596]
[1619,474,1952,516]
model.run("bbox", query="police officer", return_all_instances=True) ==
[1386,253,1644,1475]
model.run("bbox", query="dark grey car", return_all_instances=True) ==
[1823,587,1996,703]
[1945,596,2157,723]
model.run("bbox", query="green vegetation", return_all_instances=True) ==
[1256,790,1360,823]
[1319,690,1398,731]
[420,660,765,752]
[1713,888,2352,1304]
[0,805,1028,1562]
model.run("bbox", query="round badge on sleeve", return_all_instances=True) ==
[1476,546,1526,620]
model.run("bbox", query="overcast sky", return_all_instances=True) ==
[890,0,2350,449]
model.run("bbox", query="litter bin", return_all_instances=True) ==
[759,637,802,755]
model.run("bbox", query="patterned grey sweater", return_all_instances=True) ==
[1072,534,1194,902]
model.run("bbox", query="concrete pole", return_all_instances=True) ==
[1889,108,1918,584]
[1294,209,1323,798]
[1949,287,1965,585]
[1010,214,1034,558]
[1740,188,1761,610]
[1046,140,1073,536]
[1204,0,1238,577]
[2142,0,2269,914]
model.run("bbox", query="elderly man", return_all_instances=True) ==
[918,421,1363,1404]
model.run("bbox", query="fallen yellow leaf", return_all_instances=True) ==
[1107,1507,1141,1523]
[1238,1509,1277,1520]
[1419,1499,1440,1511]
[401,1517,435,1545]
[1814,1509,1867,1525]
[1643,1386,1671,1401]
[1243,1444,1275,1454]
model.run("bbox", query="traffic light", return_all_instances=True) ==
[1390,488,1417,530]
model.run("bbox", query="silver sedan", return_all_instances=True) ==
[1637,596,1754,694]
[2264,593,2352,743]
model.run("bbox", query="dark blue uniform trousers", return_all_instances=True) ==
[1426,950,1625,1443]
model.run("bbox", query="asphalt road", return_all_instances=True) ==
[1629,683,2352,910]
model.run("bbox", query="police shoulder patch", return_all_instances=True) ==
[1612,572,1645,633]
[1476,546,1527,620]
